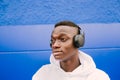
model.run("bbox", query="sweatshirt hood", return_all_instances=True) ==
[50,50,96,76]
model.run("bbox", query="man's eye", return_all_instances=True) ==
[51,39,55,44]
[60,38,67,42]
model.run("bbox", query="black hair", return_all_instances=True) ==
[54,20,81,34]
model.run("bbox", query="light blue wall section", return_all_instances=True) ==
[0,24,120,52]
[0,0,120,25]
[0,25,53,51]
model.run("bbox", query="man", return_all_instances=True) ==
[32,21,110,80]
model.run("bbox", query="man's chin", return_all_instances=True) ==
[54,57,67,62]
[54,56,62,60]
[54,56,63,61]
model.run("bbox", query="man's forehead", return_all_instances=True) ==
[51,32,68,38]
[52,26,78,35]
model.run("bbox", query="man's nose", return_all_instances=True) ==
[52,40,60,48]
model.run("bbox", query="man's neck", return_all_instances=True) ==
[60,53,81,72]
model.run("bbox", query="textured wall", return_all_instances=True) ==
[0,0,120,26]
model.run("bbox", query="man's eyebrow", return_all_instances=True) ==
[51,35,54,39]
[51,33,68,38]
[59,33,67,36]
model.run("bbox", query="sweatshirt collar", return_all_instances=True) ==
[50,50,96,75]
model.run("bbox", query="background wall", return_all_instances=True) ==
[0,0,120,25]
[0,0,120,80]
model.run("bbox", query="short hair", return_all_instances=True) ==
[54,20,81,34]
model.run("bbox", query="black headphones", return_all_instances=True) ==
[50,29,85,48]
[73,29,85,48]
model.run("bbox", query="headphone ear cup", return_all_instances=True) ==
[73,34,85,48]
[50,43,52,47]
[50,40,52,47]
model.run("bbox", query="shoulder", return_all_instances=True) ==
[87,68,110,80]
[32,64,52,80]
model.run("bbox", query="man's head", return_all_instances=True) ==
[50,21,84,61]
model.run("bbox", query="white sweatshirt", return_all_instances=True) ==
[32,50,110,80]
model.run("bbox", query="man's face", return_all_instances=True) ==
[51,26,78,61]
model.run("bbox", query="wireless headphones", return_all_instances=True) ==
[73,29,85,48]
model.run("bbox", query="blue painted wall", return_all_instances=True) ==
[0,0,120,80]
[0,24,120,80]
[0,0,120,26]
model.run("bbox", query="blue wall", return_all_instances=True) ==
[0,24,120,80]
[0,0,120,80]
[0,0,120,25]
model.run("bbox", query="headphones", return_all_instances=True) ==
[73,30,85,48]
[50,28,85,48]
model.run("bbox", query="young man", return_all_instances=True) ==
[32,21,110,80]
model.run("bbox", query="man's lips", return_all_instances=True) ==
[52,51,63,56]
